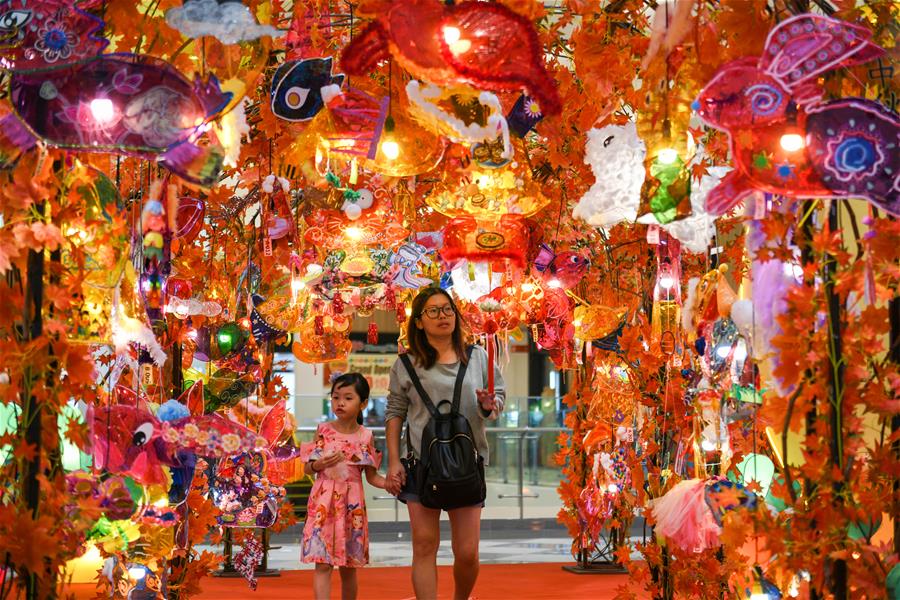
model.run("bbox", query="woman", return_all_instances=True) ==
[385,287,504,600]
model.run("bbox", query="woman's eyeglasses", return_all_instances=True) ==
[421,305,455,319]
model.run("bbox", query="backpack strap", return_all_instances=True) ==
[451,346,474,413]
[399,353,438,417]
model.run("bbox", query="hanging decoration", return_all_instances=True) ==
[340,0,561,115]
[694,14,898,216]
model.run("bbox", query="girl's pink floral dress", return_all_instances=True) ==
[300,422,381,567]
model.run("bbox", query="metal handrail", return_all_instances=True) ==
[295,426,566,522]
[294,426,566,434]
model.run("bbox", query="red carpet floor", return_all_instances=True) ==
[64,563,643,599]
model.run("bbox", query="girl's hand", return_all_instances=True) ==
[313,452,344,472]
[476,389,499,413]
[386,461,406,496]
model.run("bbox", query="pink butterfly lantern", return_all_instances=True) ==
[694,14,898,216]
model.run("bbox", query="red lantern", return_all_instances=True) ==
[440,214,529,269]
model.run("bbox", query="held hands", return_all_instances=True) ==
[386,461,406,496]
[476,388,499,413]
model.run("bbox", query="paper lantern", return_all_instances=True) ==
[292,317,352,363]
[426,161,549,219]
[588,356,636,424]
[406,80,510,154]
[271,57,345,122]
[3,54,230,185]
[361,109,446,177]
[92,385,266,487]
[694,14,898,216]
[341,0,560,115]
[736,453,776,499]
[532,243,590,290]
[573,123,646,228]
[440,214,529,268]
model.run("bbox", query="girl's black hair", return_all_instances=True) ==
[330,372,370,425]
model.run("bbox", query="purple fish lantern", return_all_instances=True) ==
[693,14,899,217]
[0,1,231,185]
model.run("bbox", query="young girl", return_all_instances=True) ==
[300,373,386,600]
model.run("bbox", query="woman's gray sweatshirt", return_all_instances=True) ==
[385,345,505,465]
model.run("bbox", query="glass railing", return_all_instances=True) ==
[294,398,567,523]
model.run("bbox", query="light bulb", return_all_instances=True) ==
[658,276,676,290]
[345,226,363,241]
[749,594,770,600]
[442,25,471,54]
[779,133,804,152]
[607,483,619,494]
[291,278,306,294]
[153,497,169,507]
[381,140,400,161]
[443,26,461,45]
[546,278,562,289]
[520,282,535,293]
[733,343,748,362]
[405,306,413,317]
[700,438,717,452]
[127,566,147,581]
[90,98,115,123]
[657,148,679,164]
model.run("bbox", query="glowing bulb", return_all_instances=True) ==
[153,497,169,508]
[127,566,147,581]
[716,345,732,359]
[345,226,363,241]
[443,26,461,45]
[749,594,770,600]
[607,484,618,494]
[700,438,717,452]
[658,276,676,290]
[442,25,471,54]
[657,148,679,164]
[520,282,535,293]
[405,306,413,317]
[780,133,804,152]
[546,278,562,289]
[217,330,234,345]
[733,343,748,362]
[90,98,115,123]
[291,278,306,294]
[381,140,400,161]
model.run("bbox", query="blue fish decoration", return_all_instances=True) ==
[271,57,345,122]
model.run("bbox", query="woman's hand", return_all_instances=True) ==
[386,460,406,496]
[476,389,499,413]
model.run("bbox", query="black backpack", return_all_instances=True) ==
[400,347,486,510]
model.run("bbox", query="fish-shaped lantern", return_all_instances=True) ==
[694,14,898,216]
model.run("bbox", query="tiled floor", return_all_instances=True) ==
[231,536,576,570]
[202,518,648,571]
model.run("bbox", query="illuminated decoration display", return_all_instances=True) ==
[694,14,899,216]
[0,3,897,598]
[271,57,345,122]
[341,0,561,115]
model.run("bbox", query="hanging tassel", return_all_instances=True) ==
[314,315,324,336]
[384,286,396,310]
[368,322,378,345]
[486,333,495,397]
[332,293,344,315]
